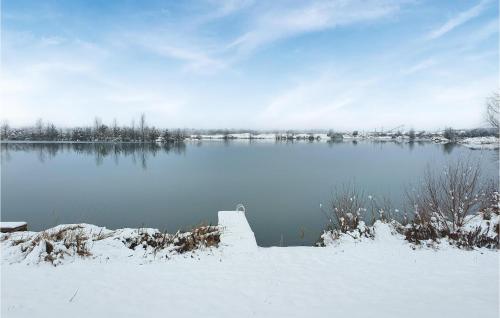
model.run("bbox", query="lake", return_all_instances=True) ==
[1,141,498,246]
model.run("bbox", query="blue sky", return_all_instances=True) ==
[1,0,498,130]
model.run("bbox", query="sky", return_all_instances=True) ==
[0,0,498,130]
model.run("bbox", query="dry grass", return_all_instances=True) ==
[5,223,221,265]
[6,225,94,265]
[123,224,220,254]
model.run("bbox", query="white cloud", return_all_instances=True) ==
[427,0,490,40]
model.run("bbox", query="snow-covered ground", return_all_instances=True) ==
[186,133,500,147]
[1,214,498,318]
[189,133,277,140]
[459,136,500,150]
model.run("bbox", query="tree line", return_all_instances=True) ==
[0,114,186,142]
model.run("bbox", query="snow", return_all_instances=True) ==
[459,136,499,150]
[0,222,27,229]
[218,211,257,252]
[251,133,276,139]
[183,134,500,149]
[1,214,498,318]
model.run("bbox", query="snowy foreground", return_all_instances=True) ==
[1,212,498,318]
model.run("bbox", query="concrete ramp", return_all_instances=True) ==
[218,211,257,251]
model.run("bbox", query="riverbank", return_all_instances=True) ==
[186,134,500,148]
[459,136,500,150]
[1,211,498,318]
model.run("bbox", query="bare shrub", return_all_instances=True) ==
[407,160,489,231]
[404,160,498,248]
[319,184,400,245]
[327,183,367,233]
[368,196,395,223]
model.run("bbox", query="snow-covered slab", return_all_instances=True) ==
[218,211,257,251]
[0,222,27,233]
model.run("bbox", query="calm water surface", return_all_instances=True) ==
[1,141,498,246]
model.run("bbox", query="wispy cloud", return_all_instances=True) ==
[144,42,226,73]
[103,0,406,74]
[402,59,436,75]
[228,0,402,55]
[427,0,491,40]
[258,67,495,130]
[202,0,254,20]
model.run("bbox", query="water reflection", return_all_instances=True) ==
[1,140,497,170]
[442,142,457,154]
[1,142,186,170]
[408,141,415,151]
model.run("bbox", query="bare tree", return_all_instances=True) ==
[35,118,44,138]
[408,128,416,140]
[485,92,499,129]
[112,118,119,139]
[131,119,136,141]
[1,120,10,139]
[93,117,102,140]
[443,127,456,141]
[139,113,146,142]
